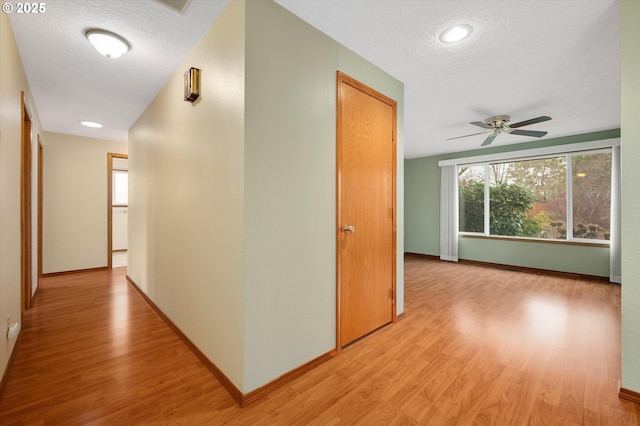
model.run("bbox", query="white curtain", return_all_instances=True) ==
[440,165,458,262]
[610,145,621,283]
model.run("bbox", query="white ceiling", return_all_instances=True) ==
[7,0,230,142]
[8,0,620,158]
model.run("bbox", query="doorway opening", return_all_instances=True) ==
[107,153,128,269]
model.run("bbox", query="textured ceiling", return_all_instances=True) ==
[275,0,621,157]
[7,0,230,142]
[8,0,620,158]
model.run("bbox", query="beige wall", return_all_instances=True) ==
[0,14,43,380]
[621,0,640,393]
[42,131,127,274]
[129,0,403,394]
[128,0,247,387]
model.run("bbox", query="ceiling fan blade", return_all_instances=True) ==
[446,131,487,141]
[509,116,552,128]
[470,121,493,129]
[509,129,548,138]
[481,133,498,146]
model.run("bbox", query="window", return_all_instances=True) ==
[571,153,611,240]
[113,170,128,206]
[458,165,484,233]
[458,150,611,242]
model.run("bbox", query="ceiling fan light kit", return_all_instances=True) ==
[448,114,552,146]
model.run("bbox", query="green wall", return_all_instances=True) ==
[405,129,619,277]
[243,0,404,392]
[620,0,640,394]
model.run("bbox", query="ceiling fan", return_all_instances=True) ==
[447,115,552,146]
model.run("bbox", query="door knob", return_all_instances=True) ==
[343,225,355,234]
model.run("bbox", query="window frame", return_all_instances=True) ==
[457,148,612,245]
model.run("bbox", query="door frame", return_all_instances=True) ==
[107,153,128,269]
[20,91,33,312]
[37,136,43,282]
[335,71,397,351]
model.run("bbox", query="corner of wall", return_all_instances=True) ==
[620,0,640,394]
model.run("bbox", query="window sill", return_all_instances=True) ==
[459,233,610,248]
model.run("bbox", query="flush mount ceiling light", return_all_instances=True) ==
[85,29,130,58]
[439,24,473,44]
[81,121,103,128]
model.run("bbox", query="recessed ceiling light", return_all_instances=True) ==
[85,29,130,58]
[439,24,473,44]
[81,121,103,128]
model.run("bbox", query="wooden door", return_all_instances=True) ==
[337,72,396,347]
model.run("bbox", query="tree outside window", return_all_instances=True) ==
[458,165,484,233]
[572,153,611,240]
[458,151,611,241]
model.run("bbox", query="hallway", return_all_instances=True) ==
[0,267,235,423]
[1,258,639,424]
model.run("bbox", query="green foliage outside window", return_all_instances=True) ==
[459,181,543,237]
[457,152,611,241]
[459,182,484,233]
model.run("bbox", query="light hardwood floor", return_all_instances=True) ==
[1,255,639,424]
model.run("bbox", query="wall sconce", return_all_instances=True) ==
[184,67,200,102]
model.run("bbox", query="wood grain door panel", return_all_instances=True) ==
[337,72,397,347]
